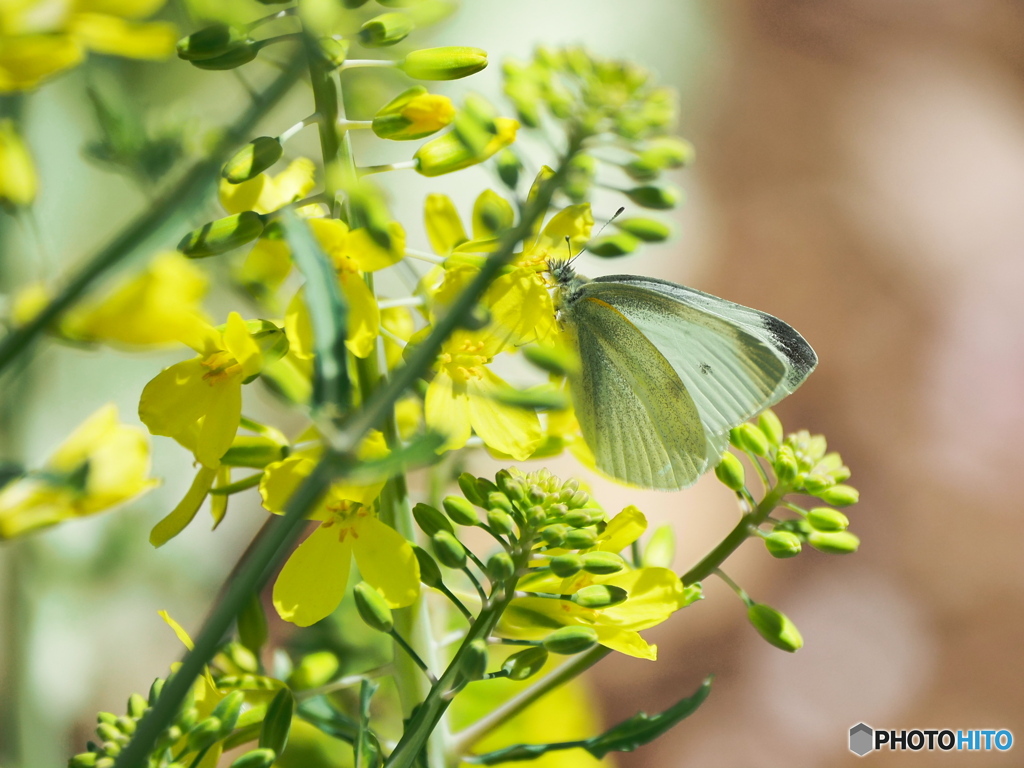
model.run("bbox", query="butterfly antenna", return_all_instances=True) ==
[566,206,626,266]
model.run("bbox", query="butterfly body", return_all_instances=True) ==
[550,260,817,490]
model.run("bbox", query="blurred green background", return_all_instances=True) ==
[4,1,1024,766]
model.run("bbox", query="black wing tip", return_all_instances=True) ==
[762,314,818,378]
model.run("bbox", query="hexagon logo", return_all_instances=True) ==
[849,723,874,756]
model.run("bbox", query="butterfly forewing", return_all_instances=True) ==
[582,278,814,438]
[565,294,708,489]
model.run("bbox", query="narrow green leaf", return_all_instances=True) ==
[259,688,294,756]
[282,211,350,415]
[356,680,382,768]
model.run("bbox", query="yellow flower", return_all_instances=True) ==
[61,252,209,346]
[424,329,542,460]
[138,311,262,469]
[0,119,37,208]
[0,404,156,539]
[0,0,176,92]
[259,435,420,627]
[285,217,404,359]
[501,507,699,660]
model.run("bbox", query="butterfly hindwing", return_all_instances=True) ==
[564,293,708,489]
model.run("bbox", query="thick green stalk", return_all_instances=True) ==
[0,56,305,377]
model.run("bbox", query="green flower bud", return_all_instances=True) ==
[342,0,370,6]
[177,706,199,731]
[98,711,118,727]
[731,423,770,457]
[543,626,599,655]
[461,639,489,682]
[548,502,568,518]
[614,217,671,243]
[186,717,222,753]
[413,502,454,536]
[582,551,627,575]
[714,452,746,491]
[623,158,662,183]
[587,232,640,258]
[807,507,849,532]
[443,495,479,526]
[502,646,548,681]
[96,757,115,768]
[230,748,277,768]
[764,531,802,559]
[549,554,583,577]
[100,741,121,757]
[456,472,487,507]
[432,530,467,569]
[402,47,488,80]
[527,485,547,505]
[345,183,396,250]
[757,410,784,447]
[412,545,443,587]
[223,137,283,184]
[540,524,567,547]
[415,117,518,177]
[258,688,293,757]
[808,530,860,554]
[115,716,135,735]
[96,723,121,743]
[774,445,799,483]
[70,754,99,768]
[359,12,414,47]
[179,212,264,258]
[484,491,512,516]
[523,344,579,377]
[572,584,627,609]
[564,528,597,550]
[354,582,394,632]
[148,678,165,706]
[747,603,803,652]
[221,436,288,469]
[287,651,338,690]
[816,484,860,507]
[210,690,244,735]
[127,693,148,719]
[318,37,349,68]
[802,474,834,493]
[569,490,590,509]
[486,551,515,582]
[564,154,597,202]
[190,44,259,70]
[526,505,547,527]
[636,137,695,170]
[563,509,591,527]
[486,508,514,535]
[176,24,246,61]
[372,86,455,141]
[623,184,681,210]
[496,148,522,189]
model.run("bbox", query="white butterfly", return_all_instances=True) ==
[551,260,816,490]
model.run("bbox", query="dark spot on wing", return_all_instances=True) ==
[699,362,712,375]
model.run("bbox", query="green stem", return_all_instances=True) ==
[112,454,341,768]
[0,56,305,377]
[208,473,263,495]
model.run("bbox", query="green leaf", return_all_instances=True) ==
[355,680,382,768]
[296,697,359,744]
[465,677,712,765]
[259,688,294,756]
[342,431,446,484]
[282,212,350,415]
[584,677,712,758]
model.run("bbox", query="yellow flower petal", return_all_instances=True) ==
[158,610,195,650]
[352,516,419,608]
[195,379,242,468]
[284,289,314,360]
[533,203,593,261]
[236,237,292,298]
[223,311,262,379]
[266,158,316,211]
[0,35,84,93]
[424,369,472,453]
[219,174,267,215]
[273,522,353,626]
[210,465,231,528]
[309,217,350,257]
[596,568,693,630]
[467,368,542,461]
[424,193,467,254]
[260,455,318,515]
[345,224,405,272]
[74,0,166,19]
[150,465,217,547]
[138,359,218,448]
[593,626,656,660]
[339,271,380,359]
[70,14,177,59]
[597,505,647,554]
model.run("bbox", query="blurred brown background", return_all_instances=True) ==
[3,0,1024,766]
